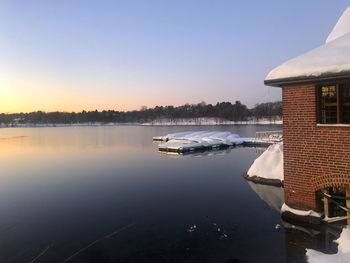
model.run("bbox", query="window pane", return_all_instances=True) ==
[321,86,337,103]
[341,84,350,123]
[343,106,350,123]
[319,86,337,124]
[341,84,350,103]
[320,106,337,123]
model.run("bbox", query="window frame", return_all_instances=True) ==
[317,84,350,124]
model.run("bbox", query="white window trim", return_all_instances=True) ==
[317,123,350,127]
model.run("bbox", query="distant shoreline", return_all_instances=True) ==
[141,117,282,126]
[0,118,282,128]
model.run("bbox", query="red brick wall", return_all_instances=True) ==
[283,84,350,211]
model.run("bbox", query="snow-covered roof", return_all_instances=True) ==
[265,7,350,86]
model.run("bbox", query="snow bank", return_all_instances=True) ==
[246,143,283,180]
[265,7,350,82]
[306,227,350,263]
[281,203,322,218]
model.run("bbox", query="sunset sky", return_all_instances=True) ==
[1,0,350,113]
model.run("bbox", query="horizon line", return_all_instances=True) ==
[1,100,282,115]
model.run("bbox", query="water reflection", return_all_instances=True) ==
[7,125,344,262]
[157,145,268,158]
[246,180,346,263]
[158,147,233,157]
[247,181,284,212]
[284,222,342,263]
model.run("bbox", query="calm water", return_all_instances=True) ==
[0,125,340,263]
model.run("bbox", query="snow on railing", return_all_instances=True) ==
[254,130,282,143]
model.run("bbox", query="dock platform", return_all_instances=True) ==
[153,131,282,154]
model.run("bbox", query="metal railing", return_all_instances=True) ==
[254,130,283,142]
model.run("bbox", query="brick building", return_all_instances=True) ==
[265,8,350,221]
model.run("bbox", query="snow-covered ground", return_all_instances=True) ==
[246,143,284,181]
[142,117,282,126]
[307,227,350,263]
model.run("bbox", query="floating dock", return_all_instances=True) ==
[154,131,282,153]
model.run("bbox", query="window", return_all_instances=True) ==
[342,84,350,123]
[318,84,350,124]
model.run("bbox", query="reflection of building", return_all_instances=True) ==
[265,8,350,222]
[247,180,342,262]
[247,182,284,212]
[284,223,341,263]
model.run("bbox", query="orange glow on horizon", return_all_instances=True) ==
[0,74,168,113]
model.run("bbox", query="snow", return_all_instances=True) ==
[0,117,283,128]
[156,131,282,152]
[164,131,195,139]
[326,7,350,44]
[161,139,205,149]
[158,131,247,150]
[281,203,322,218]
[306,227,350,263]
[265,7,350,82]
[142,117,282,126]
[246,143,284,180]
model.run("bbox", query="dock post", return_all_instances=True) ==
[323,188,329,218]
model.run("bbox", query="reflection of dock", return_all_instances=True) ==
[158,143,231,153]
[157,141,272,153]
[158,147,233,157]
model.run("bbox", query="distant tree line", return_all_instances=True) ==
[0,101,282,125]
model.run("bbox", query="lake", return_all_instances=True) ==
[0,125,339,263]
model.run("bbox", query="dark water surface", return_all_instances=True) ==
[0,125,337,262]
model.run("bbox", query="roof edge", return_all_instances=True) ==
[264,71,350,87]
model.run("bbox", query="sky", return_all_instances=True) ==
[1,0,350,113]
